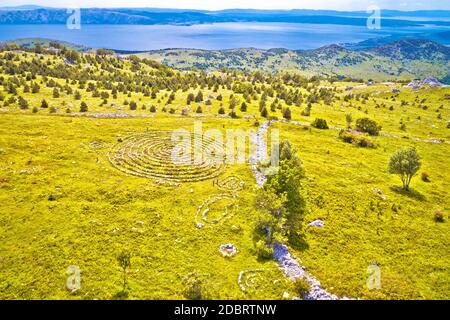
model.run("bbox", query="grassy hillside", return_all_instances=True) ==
[0,45,448,300]
[139,40,450,82]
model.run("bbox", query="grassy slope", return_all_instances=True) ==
[0,50,449,300]
[0,114,293,299]
[276,123,449,299]
[138,48,450,81]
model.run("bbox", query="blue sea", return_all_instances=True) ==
[1,22,449,50]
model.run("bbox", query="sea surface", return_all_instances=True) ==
[1,22,450,50]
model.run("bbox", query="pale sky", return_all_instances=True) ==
[2,0,450,11]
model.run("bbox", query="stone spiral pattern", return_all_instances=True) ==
[108,131,225,182]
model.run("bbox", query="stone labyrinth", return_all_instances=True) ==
[195,176,245,229]
[238,269,271,292]
[108,131,225,182]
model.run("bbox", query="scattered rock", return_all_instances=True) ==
[283,292,290,299]
[308,220,324,228]
[219,244,238,257]
[136,220,145,225]
[374,188,387,200]
[196,222,204,229]
[273,243,351,300]
[406,77,444,90]
[231,225,240,232]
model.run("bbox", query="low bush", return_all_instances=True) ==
[293,278,310,299]
[183,273,204,300]
[355,118,381,136]
[421,172,430,182]
[338,130,376,148]
[434,211,444,223]
[255,240,273,260]
[311,118,329,129]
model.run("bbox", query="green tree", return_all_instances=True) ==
[41,99,49,109]
[260,106,268,118]
[129,101,137,110]
[18,96,29,110]
[195,90,203,103]
[311,118,329,129]
[187,93,195,105]
[117,251,131,290]
[282,107,292,120]
[345,113,353,129]
[355,117,381,136]
[256,140,305,245]
[388,147,421,191]
[80,102,88,112]
[53,88,60,98]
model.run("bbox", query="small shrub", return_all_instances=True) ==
[355,118,381,136]
[80,102,88,112]
[338,130,375,148]
[293,278,310,299]
[196,106,202,114]
[41,99,49,108]
[149,105,156,113]
[218,107,225,115]
[255,240,273,260]
[260,107,268,118]
[49,106,57,113]
[129,101,137,110]
[421,172,430,182]
[183,273,204,300]
[32,106,39,113]
[434,211,444,223]
[282,107,291,120]
[311,118,329,129]
[229,110,238,118]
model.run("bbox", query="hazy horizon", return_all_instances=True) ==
[1,1,450,11]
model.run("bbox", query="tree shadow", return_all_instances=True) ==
[389,186,426,202]
[287,230,309,252]
[112,289,129,300]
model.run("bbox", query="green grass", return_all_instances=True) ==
[276,123,449,299]
[0,48,449,300]
[0,114,293,299]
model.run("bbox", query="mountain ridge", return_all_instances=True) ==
[2,37,448,82]
[138,39,450,82]
[1,8,450,27]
